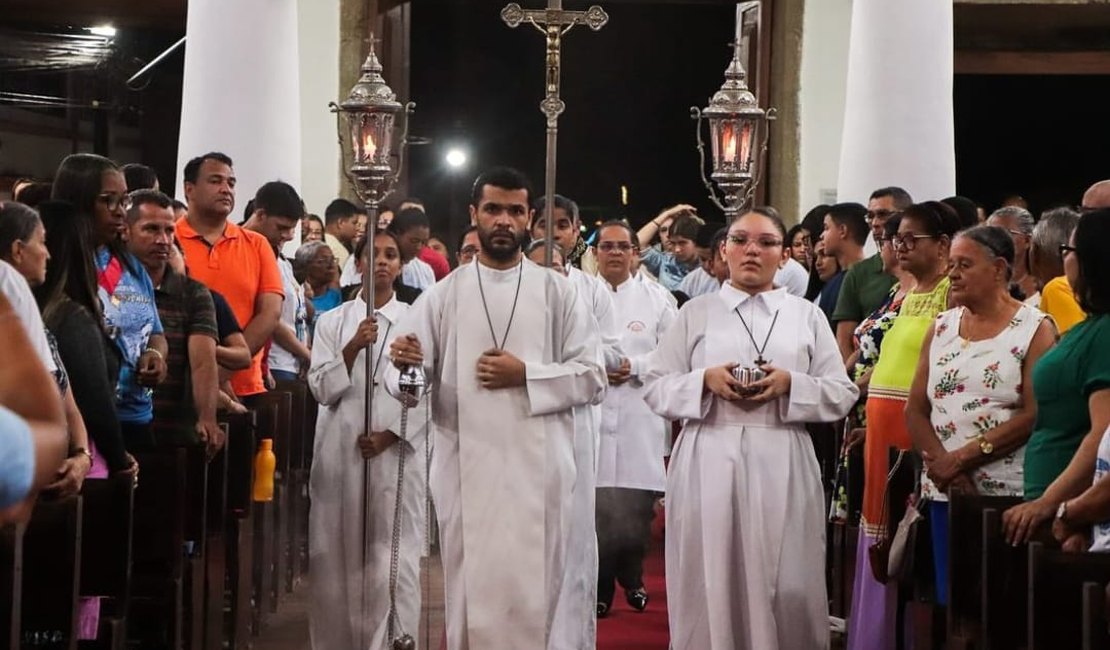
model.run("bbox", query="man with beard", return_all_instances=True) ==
[386,167,607,649]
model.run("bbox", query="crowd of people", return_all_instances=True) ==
[2,151,1110,650]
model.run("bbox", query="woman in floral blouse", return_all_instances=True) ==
[906,225,1056,605]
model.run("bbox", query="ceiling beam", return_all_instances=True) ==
[956,49,1110,74]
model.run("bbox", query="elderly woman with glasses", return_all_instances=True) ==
[295,241,342,321]
[1003,210,1110,549]
[643,209,857,649]
[51,154,168,450]
[847,201,962,650]
[906,225,1055,605]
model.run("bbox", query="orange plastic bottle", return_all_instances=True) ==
[252,438,276,502]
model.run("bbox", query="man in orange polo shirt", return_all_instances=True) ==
[176,152,284,398]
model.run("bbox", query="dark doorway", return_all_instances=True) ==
[406,1,737,243]
[954,73,1110,214]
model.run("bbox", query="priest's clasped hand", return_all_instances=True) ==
[476,348,526,389]
[390,334,424,368]
[357,430,399,459]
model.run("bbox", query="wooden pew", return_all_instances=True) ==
[294,388,318,576]
[180,446,210,650]
[248,399,279,633]
[129,449,187,650]
[274,379,308,593]
[78,475,135,650]
[945,493,1022,649]
[20,495,82,650]
[251,390,292,615]
[1082,581,1110,650]
[980,507,1028,650]
[222,411,256,650]
[1028,542,1110,650]
[1,524,22,650]
[203,424,231,650]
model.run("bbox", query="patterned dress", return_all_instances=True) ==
[828,286,905,523]
[921,303,1047,500]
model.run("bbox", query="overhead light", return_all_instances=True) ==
[445,148,467,169]
[89,25,117,38]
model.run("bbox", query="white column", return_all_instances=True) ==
[797,0,852,213]
[176,0,302,218]
[836,0,955,213]
[297,0,342,220]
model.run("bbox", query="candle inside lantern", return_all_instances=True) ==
[362,131,377,161]
[722,122,737,162]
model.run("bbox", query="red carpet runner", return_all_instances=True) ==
[596,542,670,649]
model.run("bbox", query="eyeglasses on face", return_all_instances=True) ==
[726,235,783,250]
[597,241,634,253]
[459,245,479,256]
[97,193,132,212]
[891,233,935,251]
[1059,244,1077,257]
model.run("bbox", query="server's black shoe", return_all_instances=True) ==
[625,588,649,611]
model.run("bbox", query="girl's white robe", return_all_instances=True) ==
[643,284,857,650]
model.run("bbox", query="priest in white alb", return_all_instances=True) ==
[643,210,857,649]
[386,167,607,650]
[307,231,429,650]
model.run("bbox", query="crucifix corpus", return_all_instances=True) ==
[501,1,608,265]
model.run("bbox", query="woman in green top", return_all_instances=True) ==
[1003,210,1110,545]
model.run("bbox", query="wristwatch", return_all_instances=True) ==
[71,446,94,464]
[1056,500,1069,523]
[976,433,994,455]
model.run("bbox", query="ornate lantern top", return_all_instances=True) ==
[702,51,765,122]
[339,43,402,115]
[330,35,414,210]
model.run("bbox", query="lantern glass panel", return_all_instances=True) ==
[714,117,755,174]
[371,113,395,165]
[708,116,723,171]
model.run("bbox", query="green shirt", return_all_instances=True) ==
[832,253,896,324]
[1024,315,1110,499]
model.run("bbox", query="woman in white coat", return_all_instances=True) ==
[593,221,677,616]
[643,210,858,650]
[308,231,430,650]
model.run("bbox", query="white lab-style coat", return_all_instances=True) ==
[598,276,677,492]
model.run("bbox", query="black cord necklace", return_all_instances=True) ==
[369,304,393,386]
[475,259,524,350]
[734,303,780,366]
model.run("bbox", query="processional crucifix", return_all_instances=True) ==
[501,1,608,265]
